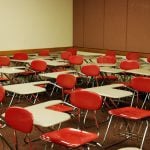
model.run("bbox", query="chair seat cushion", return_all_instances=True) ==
[109,107,150,120]
[46,104,74,112]
[40,127,98,148]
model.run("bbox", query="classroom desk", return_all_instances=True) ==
[77,51,101,57]
[25,100,70,127]
[125,68,150,76]
[3,81,50,106]
[84,84,133,99]
[83,84,133,108]
[100,67,123,74]
[39,70,76,79]
[0,66,26,84]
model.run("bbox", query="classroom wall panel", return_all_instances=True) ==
[83,0,104,48]
[73,0,84,47]
[0,0,73,51]
[104,0,127,50]
[126,0,150,53]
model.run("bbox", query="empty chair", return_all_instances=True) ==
[38,49,50,56]
[5,106,33,150]
[66,48,77,55]
[0,56,10,66]
[40,90,103,149]
[0,56,10,83]
[129,76,150,108]
[120,60,140,70]
[147,56,150,63]
[69,55,84,72]
[97,55,116,64]
[103,107,150,150]
[126,52,140,60]
[13,52,28,60]
[51,74,77,101]
[81,64,101,87]
[105,50,116,57]
[61,51,72,61]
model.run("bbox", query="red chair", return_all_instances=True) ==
[5,106,33,150]
[120,60,140,70]
[13,52,28,60]
[51,74,78,101]
[70,90,103,128]
[129,76,150,108]
[103,107,150,150]
[38,49,50,56]
[40,127,102,149]
[61,51,72,60]
[69,55,83,65]
[105,50,116,57]
[119,60,140,82]
[81,64,101,87]
[97,55,116,64]
[0,56,10,66]
[147,56,150,63]
[126,52,140,60]
[40,91,103,149]
[66,48,77,55]
[0,56,10,83]
[30,60,47,72]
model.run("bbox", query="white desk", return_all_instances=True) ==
[39,70,76,79]
[77,51,101,57]
[100,67,123,74]
[0,66,26,84]
[4,81,50,106]
[83,84,133,99]
[125,68,150,76]
[25,100,70,127]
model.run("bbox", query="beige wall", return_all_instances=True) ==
[73,0,150,53]
[0,0,73,51]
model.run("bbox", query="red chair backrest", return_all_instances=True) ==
[81,65,100,76]
[56,74,76,89]
[61,51,72,60]
[13,52,28,60]
[0,56,10,66]
[69,55,83,65]
[147,56,150,63]
[97,55,116,64]
[130,77,150,92]
[31,60,47,72]
[66,48,77,55]
[120,60,140,70]
[5,107,33,133]
[70,90,103,110]
[105,50,116,57]
[38,49,50,56]
[126,52,140,60]
[0,86,5,103]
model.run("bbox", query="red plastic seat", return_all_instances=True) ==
[105,50,116,57]
[97,55,116,64]
[69,55,83,65]
[5,106,33,150]
[81,64,101,86]
[0,56,10,66]
[40,128,99,148]
[61,51,72,60]
[129,76,150,107]
[126,52,140,60]
[30,60,47,72]
[103,106,150,150]
[147,56,150,63]
[120,60,140,70]
[38,49,50,56]
[0,56,10,82]
[13,52,28,60]
[66,48,77,55]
